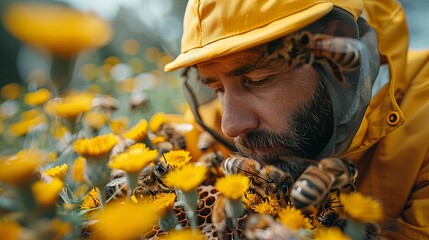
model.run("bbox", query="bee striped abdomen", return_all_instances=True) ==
[291,166,333,209]
[313,37,360,71]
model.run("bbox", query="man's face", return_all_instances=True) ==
[196,45,333,162]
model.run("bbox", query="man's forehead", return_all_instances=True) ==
[197,46,264,68]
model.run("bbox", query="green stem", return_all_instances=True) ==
[97,186,106,208]
[85,157,111,207]
[15,186,38,227]
[125,173,139,199]
[177,189,198,230]
[225,198,244,219]
[230,218,241,240]
[50,55,76,93]
[345,218,367,240]
[159,209,178,232]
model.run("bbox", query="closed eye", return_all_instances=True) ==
[244,76,274,88]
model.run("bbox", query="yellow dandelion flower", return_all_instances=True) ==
[17,148,48,161]
[83,111,108,130]
[0,121,3,134]
[123,119,148,142]
[150,192,176,216]
[161,229,205,240]
[3,2,112,57]
[51,218,72,239]
[164,164,207,192]
[50,120,68,139]
[32,178,64,207]
[81,188,99,210]
[252,197,281,216]
[24,88,52,106]
[340,192,383,223]
[252,201,277,216]
[21,108,43,120]
[151,192,176,214]
[0,82,22,100]
[0,152,40,187]
[109,117,129,135]
[151,135,167,145]
[71,157,85,183]
[242,191,263,209]
[93,200,158,240]
[215,174,249,200]
[163,150,192,169]
[108,144,158,173]
[277,206,312,230]
[0,220,20,240]
[48,93,94,121]
[149,112,166,133]
[44,164,68,180]
[314,227,350,240]
[74,133,118,159]
[9,111,47,137]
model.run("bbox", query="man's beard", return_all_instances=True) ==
[234,81,333,179]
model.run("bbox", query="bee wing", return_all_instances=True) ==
[310,35,363,54]
[233,159,274,183]
[171,123,194,133]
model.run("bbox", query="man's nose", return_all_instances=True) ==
[220,91,258,138]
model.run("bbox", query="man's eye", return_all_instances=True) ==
[214,86,224,94]
[244,76,273,88]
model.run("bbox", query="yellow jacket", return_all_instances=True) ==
[342,1,429,239]
[181,0,429,238]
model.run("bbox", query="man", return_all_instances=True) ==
[165,0,429,239]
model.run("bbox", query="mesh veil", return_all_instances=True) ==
[182,7,380,159]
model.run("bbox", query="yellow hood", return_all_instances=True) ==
[343,0,409,160]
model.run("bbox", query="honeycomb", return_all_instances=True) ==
[145,185,247,240]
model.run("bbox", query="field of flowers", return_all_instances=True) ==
[0,2,384,240]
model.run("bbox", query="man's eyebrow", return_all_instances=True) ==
[225,65,253,77]
[198,64,261,84]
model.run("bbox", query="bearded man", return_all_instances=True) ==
[165,0,429,239]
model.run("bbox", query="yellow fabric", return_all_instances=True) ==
[165,0,364,71]
[341,0,429,238]
[176,0,429,238]
[182,100,231,160]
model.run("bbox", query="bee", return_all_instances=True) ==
[134,161,171,196]
[244,214,294,240]
[291,157,358,209]
[91,95,119,111]
[211,194,228,240]
[105,176,129,202]
[129,92,150,110]
[197,151,225,185]
[317,209,342,228]
[156,122,193,150]
[268,31,361,85]
[221,154,294,205]
[197,151,224,173]
[197,131,215,151]
[111,137,136,157]
[154,141,174,154]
